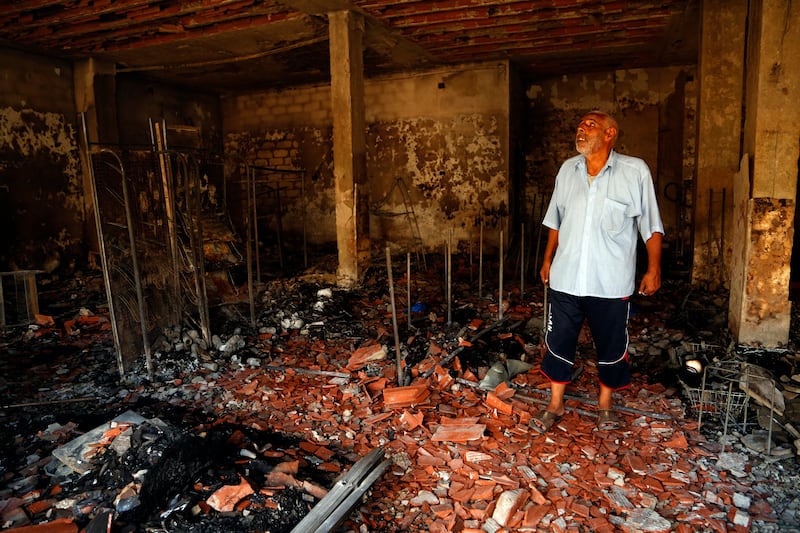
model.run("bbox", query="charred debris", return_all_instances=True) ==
[2,252,800,532]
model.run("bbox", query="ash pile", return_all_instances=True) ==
[4,406,350,532]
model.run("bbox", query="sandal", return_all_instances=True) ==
[530,409,564,434]
[596,409,621,431]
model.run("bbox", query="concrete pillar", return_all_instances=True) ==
[729,0,800,346]
[73,58,117,255]
[329,10,369,288]
[692,0,747,288]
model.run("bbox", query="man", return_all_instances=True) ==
[533,111,664,432]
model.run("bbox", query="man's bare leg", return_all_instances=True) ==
[547,381,567,415]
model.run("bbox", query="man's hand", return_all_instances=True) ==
[638,232,663,296]
[637,271,661,296]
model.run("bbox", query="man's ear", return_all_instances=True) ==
[605,127,617,141]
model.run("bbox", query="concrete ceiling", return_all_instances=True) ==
[0,0,700,93]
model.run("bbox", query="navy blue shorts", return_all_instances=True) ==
[541,289,631,389]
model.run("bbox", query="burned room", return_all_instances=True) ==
[1,1,800,532]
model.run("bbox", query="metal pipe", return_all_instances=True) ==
[498,229,504,321]
[512,383,673,420]
[447,229,453,325]
[478,217,484,299]
[302,171,308,269]
[520,223,525,296]
[707,188,713,283]
[245,166,255,326]
[469,237,473,285]
[253,168,261,283]
[407,252,412,329]
[534,194,544,279]
[385,247,404,386]
[721,187,726,282]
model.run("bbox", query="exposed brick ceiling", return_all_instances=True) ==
[0,0,699,92]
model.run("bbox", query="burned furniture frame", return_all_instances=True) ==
[80,115,215,379]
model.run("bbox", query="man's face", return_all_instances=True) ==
[575,114,611,156]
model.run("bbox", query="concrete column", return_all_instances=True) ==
[73,58,117,254]
[729,0,800,346]
[691,0,747,288]
[329,10,369,288]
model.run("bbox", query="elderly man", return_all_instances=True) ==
[534,111,664,432]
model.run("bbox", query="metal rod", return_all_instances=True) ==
[2,397,99,409]
[275,185,285,270]
[520,223,525,296]
[185,155,211,345]
[698,364,707,427]
[79,114,125,377]
[253,167,261,283]
[151,119,181,325]
[534,193,544,274]
[707,188,713,283]
[478,217,484,299]
[0,277,5,327]
[245,166,256,327]
[407,252,412,329]
[447,229,452,325]
[722,380,733,452]
[385,247,404,386]
[720,187,726,282]
[469,237,473,285]
[498,229,504,321]
[302,171,308,269]
[119,146,153,380]
[768,378,775,456]
[512,384,673,420]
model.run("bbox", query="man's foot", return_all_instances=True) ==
[596,409,621,431]
[530,409,564,434]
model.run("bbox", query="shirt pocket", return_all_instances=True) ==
[600,199,630,233]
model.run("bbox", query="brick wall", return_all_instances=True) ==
[222,85,331,132]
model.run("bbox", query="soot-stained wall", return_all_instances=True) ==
[0,48,84,273]
[222,62,511,253]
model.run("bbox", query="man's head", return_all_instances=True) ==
[575,111,618,158]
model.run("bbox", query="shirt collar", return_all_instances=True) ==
[575,149,617,175]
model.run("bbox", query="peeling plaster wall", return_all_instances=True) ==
[222,63,510,251]
[366,64,509,251]
[0,47,84,272]
[525,67,696,259]
[740,198,794,344]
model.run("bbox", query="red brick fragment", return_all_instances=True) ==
[523,504,549,527]
[347,343,386,370]
[431,423,486,443]
[485,391,513,416]
[663,434,689,449]
[383,384,431,409]
[207,475,254,513]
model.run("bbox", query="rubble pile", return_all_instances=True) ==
[2,263,800,532]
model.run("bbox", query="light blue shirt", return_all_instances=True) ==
[542,150,664,298]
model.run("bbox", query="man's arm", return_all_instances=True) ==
[539,228,559,285]
[637,232,662,296]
